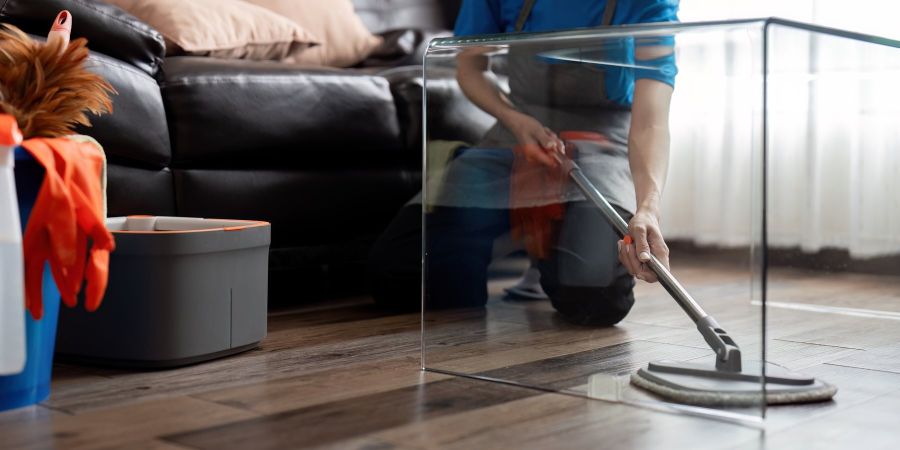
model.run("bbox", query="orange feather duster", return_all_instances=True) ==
[0,24,114,139]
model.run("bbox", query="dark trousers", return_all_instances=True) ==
[368,201,635,326]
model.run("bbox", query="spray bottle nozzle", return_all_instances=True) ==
[0,115,23,147]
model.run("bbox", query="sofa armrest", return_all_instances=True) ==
[380,66,495,152]
[353,0,461,34]
[359,28,452,68]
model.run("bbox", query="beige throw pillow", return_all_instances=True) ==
[243,0,382,67]
[105,0,319,60]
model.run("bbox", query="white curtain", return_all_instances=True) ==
[660,0,900,258]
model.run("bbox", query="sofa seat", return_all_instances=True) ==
[174,168,419,248]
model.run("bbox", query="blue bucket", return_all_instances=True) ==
[0,147,61,412]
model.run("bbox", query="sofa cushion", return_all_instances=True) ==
[78,50,172,169]
[0,0,166,75]
[161,57,403,167]
[245,0,381,68]
[104,0,318,61]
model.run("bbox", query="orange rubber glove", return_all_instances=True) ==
[21,137,114,319]
[509,143,570,260]
[510,131,612,260]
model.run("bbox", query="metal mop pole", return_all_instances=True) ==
[556,154,743,371]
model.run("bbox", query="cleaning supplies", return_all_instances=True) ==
[56,216,270,368]
[557,133,837,406]
[0,116,25,375]
[21,136,114,319]
[0,9,116,410]
[0,132,64,412]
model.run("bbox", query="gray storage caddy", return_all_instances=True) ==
[56,216,271,368]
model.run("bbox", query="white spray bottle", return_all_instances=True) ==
[0,115,25,375]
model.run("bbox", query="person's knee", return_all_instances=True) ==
[546,274,635,326]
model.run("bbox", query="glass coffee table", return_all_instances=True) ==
[419,19,900,424]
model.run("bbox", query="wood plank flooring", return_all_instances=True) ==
[1,255,899,449]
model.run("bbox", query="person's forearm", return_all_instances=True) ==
[455,50,561,165]
[628,125,669,213]
[456,51,522,127]
[628,78,673,214]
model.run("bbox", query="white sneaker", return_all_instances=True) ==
[503,265,549,300]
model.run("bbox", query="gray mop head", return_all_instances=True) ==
[630,361,838,407]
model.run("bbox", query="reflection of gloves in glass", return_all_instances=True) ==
[510,131,612,260]
[21,138,114,319]
[509,143,571,260]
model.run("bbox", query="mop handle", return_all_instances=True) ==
[558,155,710,325]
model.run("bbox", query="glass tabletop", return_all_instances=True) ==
[429,18,900,49]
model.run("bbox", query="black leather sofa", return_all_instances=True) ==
[1,0,491,302]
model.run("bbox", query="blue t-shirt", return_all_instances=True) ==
[454,0,679,105]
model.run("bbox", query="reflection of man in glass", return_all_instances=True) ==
[369,0,679,326]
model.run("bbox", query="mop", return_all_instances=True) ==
[554,151,838,407]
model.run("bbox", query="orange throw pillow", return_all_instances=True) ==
[105,0,319,61]
[244,0,382,67]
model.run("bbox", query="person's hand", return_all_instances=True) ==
[618,207,670,282]
[48,10,72,51]
[504,111,563,167]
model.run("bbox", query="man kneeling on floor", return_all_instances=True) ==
[369,0,678,326]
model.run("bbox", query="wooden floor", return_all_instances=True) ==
[2,256,900,449]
